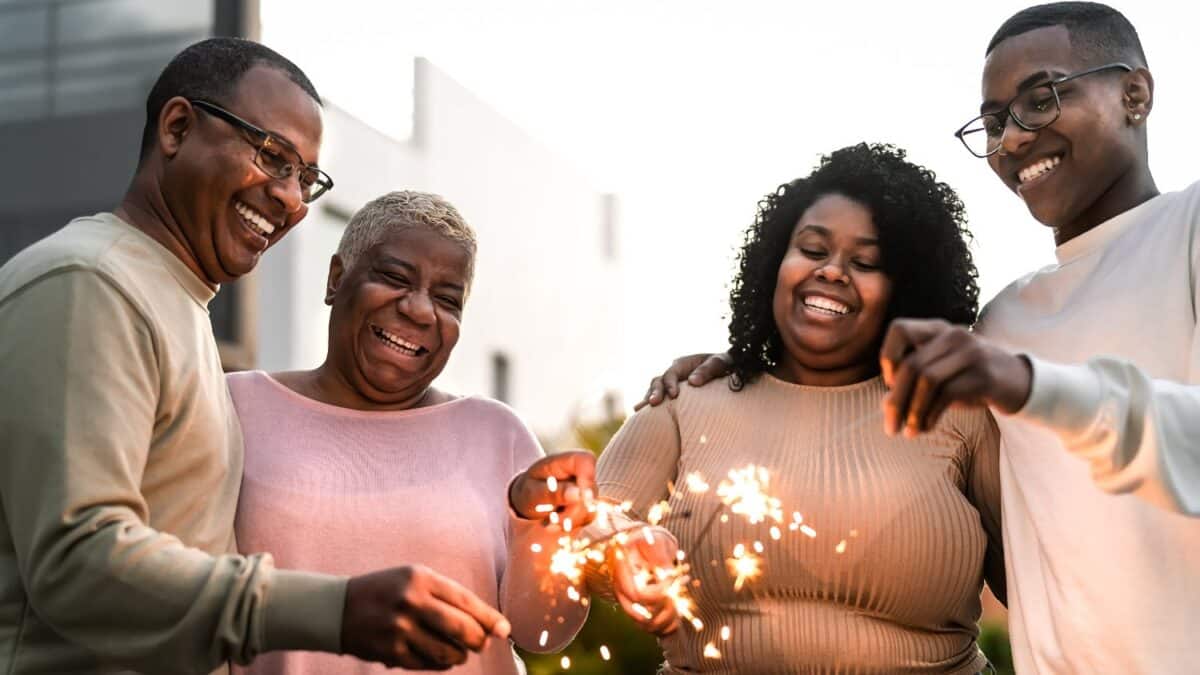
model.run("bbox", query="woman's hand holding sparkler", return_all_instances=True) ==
[607,525,683,636]
[509,450,598,528]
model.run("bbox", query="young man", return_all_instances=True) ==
[0,39,511,673]
[647,4,1198,672]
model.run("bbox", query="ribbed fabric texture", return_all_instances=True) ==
[228,371,543,675]
[596,374,1004,675]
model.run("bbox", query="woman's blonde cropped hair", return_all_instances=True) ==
[336,190,477,289]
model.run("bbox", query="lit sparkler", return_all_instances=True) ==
[727,543,763,591]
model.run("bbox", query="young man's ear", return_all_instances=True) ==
[325,254,345,306]
[1123,68,1154,125]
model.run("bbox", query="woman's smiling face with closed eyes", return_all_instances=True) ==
[772,193,893,385]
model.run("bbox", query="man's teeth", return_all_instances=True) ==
[373,326,423,355]
[1018,156,1062,184]
[803,296,850,316]
[235,201,276,236]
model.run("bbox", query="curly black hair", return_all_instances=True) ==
[727,142,979,384]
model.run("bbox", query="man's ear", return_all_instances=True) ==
[157,97,196,158]
[1123,67,1154,124]
[325,254,345,306]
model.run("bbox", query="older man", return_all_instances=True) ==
[0,38,508,674]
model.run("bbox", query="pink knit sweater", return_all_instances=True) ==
[228,371,581,674]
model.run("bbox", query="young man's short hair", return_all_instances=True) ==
[139,37,321,160]
[987,2,1147,67]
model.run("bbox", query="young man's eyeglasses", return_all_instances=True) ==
[954,62,1133,158]
[189,99,334,203]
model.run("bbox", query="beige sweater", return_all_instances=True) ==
[0,214,346,674]
[596,374,1004,675]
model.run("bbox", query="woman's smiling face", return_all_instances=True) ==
[326,225,473,405]
[772,193,893,384]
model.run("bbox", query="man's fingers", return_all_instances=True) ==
[414,597,491,652]
[688,353,733,386]
[663,370,680,399]
[879,319,946,387]
[893,332,961,436]
[399,621,470,670]
[426,574,510,640]
[635,378,666,411]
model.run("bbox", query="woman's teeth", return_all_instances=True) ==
[372,326,423,356]
[235,201,276,237]
[803,296,850,316]
[1018,156,1062,184]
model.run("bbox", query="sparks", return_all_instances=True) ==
[600,645,611,660]
[631,603,653,619]
[538,630,549,647]
[800,524,817,538]
[770,526,782,540]
[560,655,571,669]
[685,472,711,493]
[647,501,670,525]
[716,464,783,525]
[720,625,731,641]
[727,543,763,591]
[703,642,721,659]
[546,476,558,493]
[835,539,847,554]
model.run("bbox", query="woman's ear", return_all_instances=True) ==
[325,254,345,306]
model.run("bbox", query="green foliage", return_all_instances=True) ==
[979,621,1014,675]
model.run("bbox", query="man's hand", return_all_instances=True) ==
[879,318,1033,436]
[608,526,681,636]
[509,451,597,529]
[341,565,510,670]
[634,352,733,410]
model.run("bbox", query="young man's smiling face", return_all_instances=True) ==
[981,24,1151,243]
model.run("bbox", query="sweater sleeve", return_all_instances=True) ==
[595,401,681,518]
[499,418,589,653]
[1014,353,1200,516]
[962,410,1006,606]
[0,270,345,674]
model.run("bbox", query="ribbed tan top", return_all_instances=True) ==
[596,374,1004,675]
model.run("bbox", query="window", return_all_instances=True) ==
[491,351,511,404]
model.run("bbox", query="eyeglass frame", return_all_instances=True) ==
[188,99,334,203]
[953,62,1133,158]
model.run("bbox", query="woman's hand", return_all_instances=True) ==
[607,525,682,636]
[508,451,597,529]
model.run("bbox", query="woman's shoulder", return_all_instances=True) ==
[225,369,273,401]
[452,394,537,432]
[935,405,999,451]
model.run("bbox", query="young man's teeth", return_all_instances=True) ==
[804,296,849,315]
[1018,156,1062,184]
[235,202,276,236]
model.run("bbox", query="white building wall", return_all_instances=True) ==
[255,58,623,437]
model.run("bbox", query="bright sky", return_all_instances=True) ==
[262,0,1199,409]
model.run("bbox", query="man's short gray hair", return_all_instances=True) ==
[336,190,477,284]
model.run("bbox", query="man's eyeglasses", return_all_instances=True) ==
[189,99,334,203]
[954,62,1132,158]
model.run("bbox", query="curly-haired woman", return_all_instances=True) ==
[587,144,1005,674]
